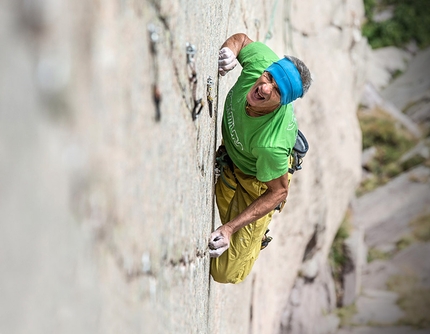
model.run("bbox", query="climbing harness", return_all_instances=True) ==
[261,229,273,250]
[289,129,309,174]
[186,43,204,121]
[216,130,309,191]
[215,146,237,190]
[275,129,309,212]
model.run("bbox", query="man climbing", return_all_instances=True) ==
[208,33,312,284]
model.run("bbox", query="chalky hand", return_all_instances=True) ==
[208,226,232,258]
[218,47,238,76]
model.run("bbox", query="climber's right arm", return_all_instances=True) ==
[218,33,253,76]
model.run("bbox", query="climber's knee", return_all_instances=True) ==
[210,214,272,284]
[210,254,254,284]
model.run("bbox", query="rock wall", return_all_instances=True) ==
[0,0,366,333]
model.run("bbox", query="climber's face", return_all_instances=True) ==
[246,71,281,112]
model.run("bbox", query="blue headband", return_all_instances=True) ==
[266,57,303,105]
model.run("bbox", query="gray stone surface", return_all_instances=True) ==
[281,264,338,334]
[373,8,394,23]
[362,147,378,168]
[366,47,411,90]
[391,243,430,288]
[360,83,422,138]
[382,47,430,114]
[352,289,404,325]
[362,260,401,290]
[354,166,430,247]
[323,314,342,334]
[0,0,366,333]
[337,47,430,334]
[399,139,430,164]
[337,326,430,334]
[343,226,366,306]
[403,92,430,128]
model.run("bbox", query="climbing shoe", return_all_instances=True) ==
[274,201,286,212]
[261,229,273,250]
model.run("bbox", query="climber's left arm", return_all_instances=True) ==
[209,172,289,257]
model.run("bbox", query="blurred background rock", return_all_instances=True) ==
[0,0,428,333]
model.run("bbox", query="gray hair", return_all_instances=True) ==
[285,55,312,97]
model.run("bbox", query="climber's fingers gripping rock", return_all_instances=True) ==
[208,225,233,258]
[218,47,238,76]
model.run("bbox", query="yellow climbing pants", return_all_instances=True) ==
[210,157,293,284]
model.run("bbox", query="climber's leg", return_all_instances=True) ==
[214,163,237,224]
[211,156,295,284]
[211,166,274,284]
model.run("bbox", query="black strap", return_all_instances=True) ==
[290,130,309,173]
[294,129,309,156]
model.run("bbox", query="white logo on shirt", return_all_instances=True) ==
[226,90,244,151]
[286,114,297,130]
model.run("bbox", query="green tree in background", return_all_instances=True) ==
[362,0,430,49]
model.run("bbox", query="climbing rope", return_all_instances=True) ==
[263,0,295,54]
[264,0,279,44]
[284,0,295,54]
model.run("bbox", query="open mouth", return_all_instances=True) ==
[252,87,265,101]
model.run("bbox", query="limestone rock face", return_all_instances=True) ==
[366,47,412,90]
[0,0,364,333]
[381,47,430,131]
[381,48,430,112]
[356,166,430,248]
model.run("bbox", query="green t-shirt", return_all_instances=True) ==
[222,42,298,182]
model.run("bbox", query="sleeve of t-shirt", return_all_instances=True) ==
[252,146,291,182]
[237,42,280,80]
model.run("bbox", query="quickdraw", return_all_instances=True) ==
[148,24,162,122]
[206,76,214,118]
[186,43,204,121]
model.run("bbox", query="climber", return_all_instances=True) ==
[208,33,312,284]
